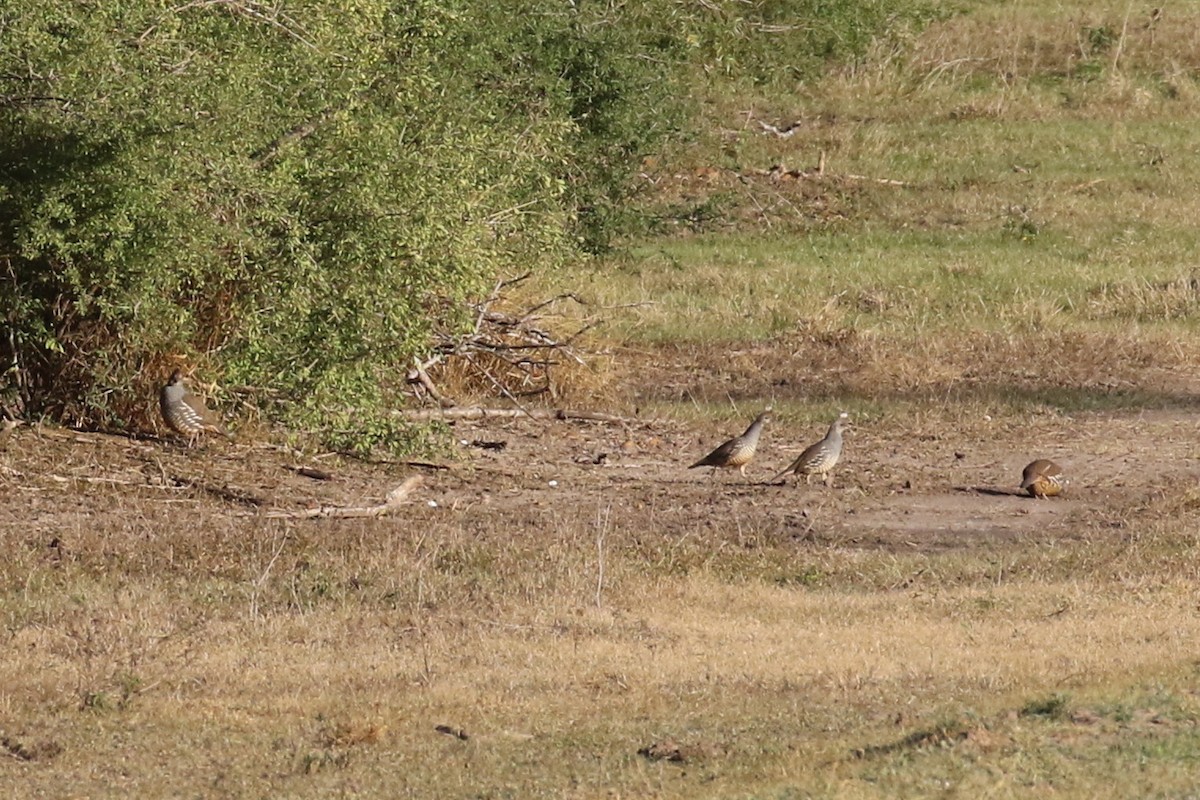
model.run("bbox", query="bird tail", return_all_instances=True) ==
[766,465,791,483]
[209,425,236,442]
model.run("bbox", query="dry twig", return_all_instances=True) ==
[411,277,607,409]
[257,475,423,520]
[399,407,647,425]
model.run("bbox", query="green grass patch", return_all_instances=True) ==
[575,229,1200,344]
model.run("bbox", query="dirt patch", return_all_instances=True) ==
[3,398,1197,558]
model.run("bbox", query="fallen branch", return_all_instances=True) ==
[47,473,147,487]
[464,352,542,424]
[292,466,336,481]
[398,407,647,425]
[412,277,607,405]
[259,475,423,519]
[406,355,455,408]
[842,172,910,187]
[757,119,802,138]
[325,450,451,470]
[760,164,910,187]
[388,460,451,471]
[170,475,266,506]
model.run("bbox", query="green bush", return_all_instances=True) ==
[0,2,582,445]
[0,0,939,450]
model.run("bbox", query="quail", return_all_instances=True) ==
[769,412,850,487]
[0,418,19,451]
[159,369,228,445]
[689,407,772,478]
[1020,459,1065,498]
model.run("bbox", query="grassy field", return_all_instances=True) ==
[6,1,1200,797]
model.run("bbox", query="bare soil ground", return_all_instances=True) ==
[4,373,1197,566]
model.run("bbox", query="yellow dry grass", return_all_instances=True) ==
[8,1,1200,797]
[5,523,1200,797]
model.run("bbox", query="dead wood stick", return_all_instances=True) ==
[398,407,648,424]
[253,115,326,167]
[473,278,504,335]
[410,353,444,373]
[292,466,336,481]
[465,353,543,425]
[496,271,532,291]
[841,172,909,187]
[367,460,451,471]
[263,505,399,520]
[170,476,266,506]
[322,450,452,470]
[256,475,423,520]
[560,321,600,355]
[757,165,909,187]
[757,119,801,138]
[471,272,533,333]
[47,474,148,487]
[407,355,455,408]
[516,292,585,322]
[512,296,656,313]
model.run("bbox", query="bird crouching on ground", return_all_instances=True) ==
[768,412,850,487]
[1020,459,1066,498]
[689,407,772,479]
[159,369,231,446]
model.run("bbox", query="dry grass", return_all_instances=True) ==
[4,465,1200,797]
[7,1,1200,796]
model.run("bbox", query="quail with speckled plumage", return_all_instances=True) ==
[769,412,850,487]
[689,408,771,478]
[1020,459,1065,498]
[160,370,227,445]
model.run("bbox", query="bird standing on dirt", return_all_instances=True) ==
[1020,459,1066,498]
[768,412,850,487]
[689,408,771,478]
[159,369,228,446]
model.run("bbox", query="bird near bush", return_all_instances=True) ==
[159,370,229,446]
